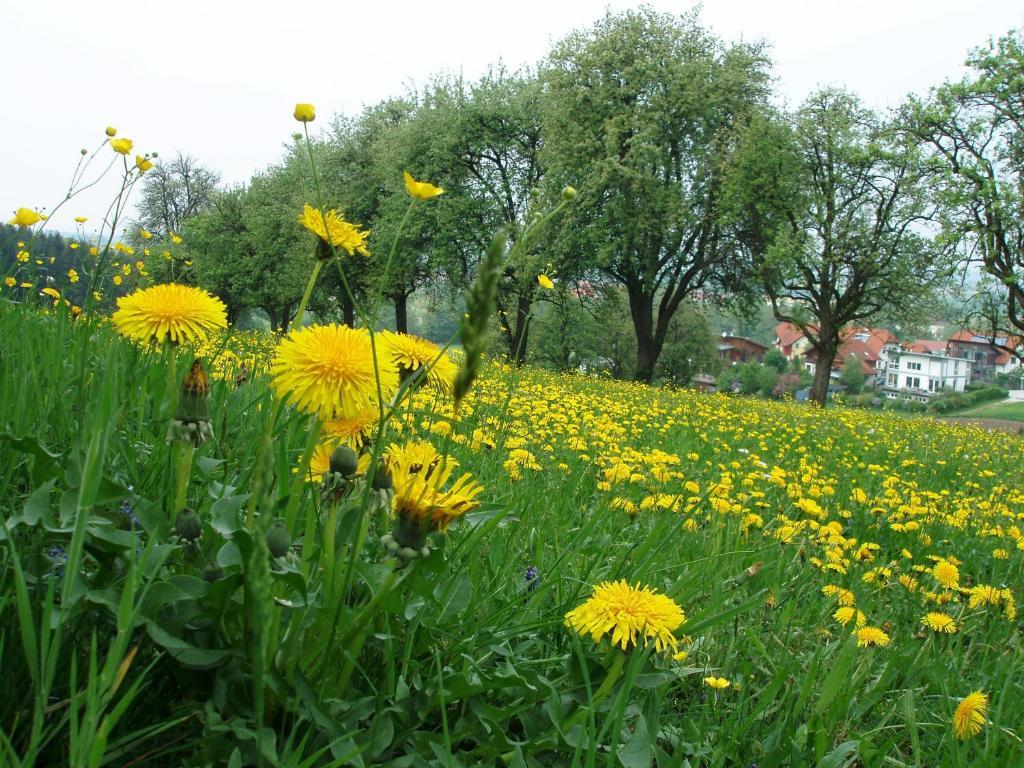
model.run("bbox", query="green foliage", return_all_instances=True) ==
[840,356,867,395]
[762,347,788,373]
[541,7,771,381]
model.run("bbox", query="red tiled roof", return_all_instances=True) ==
[775,322,815,348]
[909,339,947,354]
[948,329,1021,349]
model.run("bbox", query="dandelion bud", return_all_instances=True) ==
[561,185,577,201]
[329,444,358,477]
[294,103,316,123]
[371,462,393,490]
[168,360,214,447]
[202,562,224,582]
[105,126,117,137]
[266,524,291,558]
[174,507,202,542]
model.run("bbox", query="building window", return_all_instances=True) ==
[906,376,921,389]
[887,374,897,386]
[907,362,922,371]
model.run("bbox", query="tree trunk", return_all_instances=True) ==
[280,302,293,334]
[266,307,279,332]
[342,293,355,328]
[627,285,660,384]
[810,345,837,406]
[394,293,409,334]
[511,292,532,365]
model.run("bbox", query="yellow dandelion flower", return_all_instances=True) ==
[952,691,988,740]
[270,324,397,420]
[111,284,227,344]
[564,580,684,654]
[703,676,730,689]
[855,626,890,648]
[9,207,41,227]
[921,612,957,634]
[323,409,378,449]
[932,560,960,589]
[380,331,457,393]
[834,607,867,628]
[297,204,370,256]
[403,170,444,201]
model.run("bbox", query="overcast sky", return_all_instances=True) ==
[3,0,1022,234]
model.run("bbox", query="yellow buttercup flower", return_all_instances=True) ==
[4,277,15,288]
[8,207,41,227]
[70,243,79,250]
[140,229,153,239]
[297,204,370,256]
[565,580,684,654]
[953,691,988,740]
[112,284,227,344]
[403,171,444,201]
[703,677,730,690]
[136,155,154,173]
[110,138,134,155]
[293,103,316,122]
[89,246,99,257]
[270,324,398,420]
[171,233,183,245]
[74,216,88,223]
[538,274,555,290]
[67,269,79,283]
[113,275,123,286]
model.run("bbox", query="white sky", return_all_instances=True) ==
[3,0,1022,234]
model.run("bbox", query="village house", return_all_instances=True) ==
[882,346,973,402]
[774,322,814,359]
[946,330,1022,381]
[717,334,768,364]
[803,327,901,385]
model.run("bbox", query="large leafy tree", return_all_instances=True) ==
[906,29,1024,344]
[540,8,770,382]
[727,91,944,406]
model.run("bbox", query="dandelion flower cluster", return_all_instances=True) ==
[270,324,397,420]
[112,284,227,345]
[565,580,684,654]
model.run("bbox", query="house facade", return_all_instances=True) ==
[946,330,1022,381]
[803,327,901,385]
[775,322,814,359]
[882,350,972,402]
[718,335,768,364]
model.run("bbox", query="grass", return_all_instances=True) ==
[947,398,1024,423]
[1,300,1023,766]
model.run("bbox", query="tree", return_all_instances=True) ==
[841,355,867,394]
[133,153,220,237]
[762,347,788,373]
[429,69,547,361]
[541,8,770,382]
[728,91,945,406]
[906,29,1024,344]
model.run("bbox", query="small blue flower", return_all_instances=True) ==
[525,565,539,591]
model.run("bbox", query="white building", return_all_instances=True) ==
[882,350,973,402]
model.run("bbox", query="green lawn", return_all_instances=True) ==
[954,398,1024,422]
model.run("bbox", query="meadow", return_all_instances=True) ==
[0,296,1021,767]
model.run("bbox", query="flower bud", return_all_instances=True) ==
[372,462,393,490]
[80,148,88,155]
[561,186,578,201]
[174,508,202,542]
[294,103,316,123]
[329,444,358,477]
[105,126,117,137]
[266,524,291,558]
